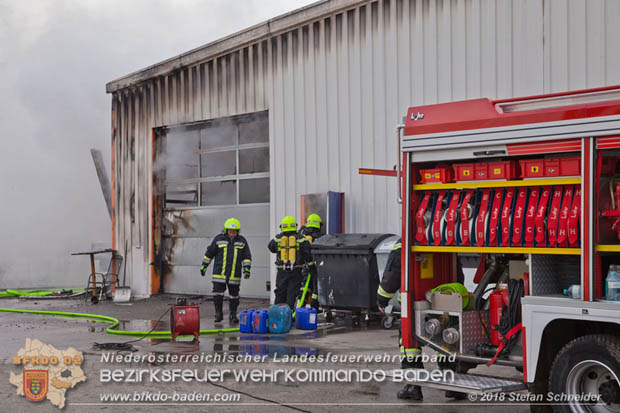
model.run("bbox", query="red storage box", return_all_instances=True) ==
[488,161,518,180]
[519,159,545,178]
[474,163,489,180]
[559,157,580,176]
[453,163,475,181]
[420,167,453,183]
[544,158,560,176]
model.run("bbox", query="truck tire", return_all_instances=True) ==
[548,334,620,413]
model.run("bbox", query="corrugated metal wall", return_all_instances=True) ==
[110,0,620,296]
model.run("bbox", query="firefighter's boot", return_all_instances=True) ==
[229,297,239,323]
[214,295,224,323]
[397,384,423,401]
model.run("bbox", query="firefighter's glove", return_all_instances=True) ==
[200,263,209,276]
[376,294,390,310]
[243,267,251,279]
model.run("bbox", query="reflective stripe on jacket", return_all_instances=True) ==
[203,233,251,284]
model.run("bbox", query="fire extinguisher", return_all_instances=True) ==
[489,286,509,346]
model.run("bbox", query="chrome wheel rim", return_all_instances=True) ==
[565,360,620,413]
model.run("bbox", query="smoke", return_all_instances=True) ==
[0,0,312,289]
[158,111,268,204]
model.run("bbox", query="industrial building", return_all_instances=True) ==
[106,0,620,298]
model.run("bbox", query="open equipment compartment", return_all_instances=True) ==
[393,85,620,397]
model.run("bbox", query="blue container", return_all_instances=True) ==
[252,310,269,334]
[295,307,318,330]
[239,310,255,333]
[268,304,292,333]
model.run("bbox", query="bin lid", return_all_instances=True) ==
[373,235,401,254]
[311,233,395,253]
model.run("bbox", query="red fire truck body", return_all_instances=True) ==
[396,85,620,405]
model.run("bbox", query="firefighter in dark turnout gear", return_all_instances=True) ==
[298,213,323,309]
[376,239,424,401]
[201,218,251,323]
[268,216,313,310]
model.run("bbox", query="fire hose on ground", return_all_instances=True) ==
[0,307,239,339]
[0,307,310,413]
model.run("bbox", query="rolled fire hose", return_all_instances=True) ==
[425,282,471,309]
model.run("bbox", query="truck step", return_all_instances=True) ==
[383,369,527,394]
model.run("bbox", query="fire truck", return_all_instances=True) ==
[393,85,620,411]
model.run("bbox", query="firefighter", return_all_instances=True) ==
[200,218,251,324]
[376,238,424,400]
[298,213,323,309]
[377,240,467,401]
[268,216,313,310]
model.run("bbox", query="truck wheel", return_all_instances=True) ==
[548,334,620,413]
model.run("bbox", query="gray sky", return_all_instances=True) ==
[0,0,314,288]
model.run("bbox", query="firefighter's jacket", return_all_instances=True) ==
[268,232,313,270]
[377,238,401,307]
[299,225,321,266]
[202,233,252,285]
[299,225,321,242]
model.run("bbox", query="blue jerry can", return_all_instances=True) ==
[295,307,318,330]
[268,304,292,333]
[239,309,255,333]
[252,310,269,334]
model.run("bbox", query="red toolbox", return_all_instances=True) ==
[519,159,545,178]
[558,157,580,176]
[474,163,489,180]
[420,166,453,183]
[453,163,475,181]
[488,161,518,180]
[544,158,561,176]
[521,157,580,178]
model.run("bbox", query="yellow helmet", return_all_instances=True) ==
[306,213,322,229]
[280,216,297,232]
[224,218,241,232]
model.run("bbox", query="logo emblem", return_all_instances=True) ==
[411,111,425,121]
[23,370,48,402]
